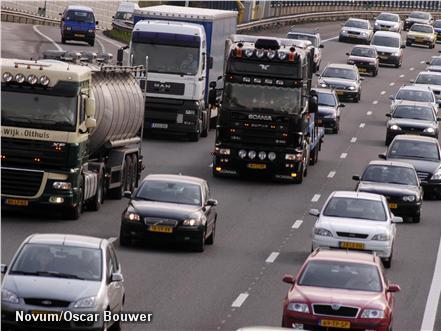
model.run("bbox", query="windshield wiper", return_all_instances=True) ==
[9,270,39,275]
[386,181,407,185]
[2,116,32,123]
[35,271,84,280]
[133,197,156,201]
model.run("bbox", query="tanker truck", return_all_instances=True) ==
[0,56,146,219]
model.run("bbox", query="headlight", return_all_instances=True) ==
[374,22,379,26]
[1,289,19,304]
[248,150,256,159]
[125,212,141,222]
[361,32,367,36]
[389,124,401,131]
[320,83,328,88]
[88,29,94,33]
[313,227,333,237]
[402,195,416,202]
[423,127,435,134]
[348,86,356,90]
[238,149,247,159]
[347,60,355,64]
[183,218,201,226]
[324,113,336,119]
[393,52,400,56]
[53,182,72,190]
[268,152,276,161]
[185,109,196,115]
[361,309,385,319]
[431,169,441,180]
[65,26,71,31]
[287,302,309,313]
[286,153,302,161]
[372,233,390,241]
[258,151,267,160]
[219,148,231,155]
[73,296,96,308]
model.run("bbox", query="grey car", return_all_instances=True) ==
[426,56,441,73]
[339,18,373,44]
[346,45,379,76]
[374,12,402,33]
[404,11,433,31]
[318,63,363,102]
[1,234,125,331]
[313,87,345,133]
[411,71,441,104]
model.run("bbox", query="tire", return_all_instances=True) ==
[354,93,360,102]
[206,221,216,245]
[293,164,304,184]
[108,159,127,199]
[338,36,343,42]
[406,40,411,46]
[61,37,66,44]
[373,68,378,77]
[87,171,103,211]
[309,145,319,165]
[193,230,205,252]
[200,111,208,138]
[89,39,95,47]
[382,250,392,269]
[333,118,340,134]
[66,179,83,220]
[119,228,131,247]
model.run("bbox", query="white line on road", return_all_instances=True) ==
[421,236,441,331]
[340,153,348,159]
[33,25,63,51]
[322,36,339,43]
[373,100,378,105]
[380,91,386,95]
[292,220,303,229]
[367,111,372,116]
[232,293,249,308]
[400,74,405,78]
[327,171,336,178]
[350,137,357,143]
[420,60,426,64]
[209,163,213,168]
[96,37,105,53]
[311,194,321,202]
[410,67,415,71]
[265,252,280,263]
[96,34,129,53]
[360,123,366,128]
[389,82,395,86]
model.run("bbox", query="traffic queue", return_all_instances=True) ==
[1,5,441,331]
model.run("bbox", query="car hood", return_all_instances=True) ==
[372,45,400,54]
[4,275,101,303]
[320,77,355,86]
[289,285,387,310]
[389,118,437,129]
[129,200,201,220]
[386,157,441,173]
[357,181,419,196]
[342,27,368,33]
[318,105,337,116]
[376,20,399,27]
[408,31,434,38]
[348,55,376,63]
[317,216,390,235]
[406,18,430,24]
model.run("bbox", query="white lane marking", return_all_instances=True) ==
[322,36,339,43]
[410,67,415,71]
[420,236,441,331]
[340,153,348,159]
[108,237,118,245]
[327,171,336,178]
[96,37,105,53]
[231,293,249,308]
[96,33,129,53]
[360,123,366,128]
[265,252,280,263]
[350,137,357,143]
[400,74,405,78]
[367,111,372,116]
[33,25,63,51]
[373,100,378,105]
[292,220,303,229]
[420,60,426,64]
[389,82,395,86]
[311,194,321,202]
[209,163,213,168]
[380,91,386,95]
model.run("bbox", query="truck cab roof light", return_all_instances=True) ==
[2,72,13,82]
[256,49,265,58]
[276,80,284,86]
[277,51,287,60]
[15,73,25,83]
[253,78,262,83]
[27,74,38,85]
[267,49,276,59]
[265,79,273,85]
[242,77,251,83]
[39,75,50,86]
[244,48,254,57]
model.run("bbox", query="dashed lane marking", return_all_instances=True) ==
[33,25,63,51]
[420,60,426,64]
[410,67,415,71]
[292,220,303,229]
[389,82,395,86]
[265,252,280,263]
[380,91,386,95]
[367,111,372,116]
[327,171,336,178]
[340,153,348,159]
[373,100,378,105]
[311,194,321,202]
[360,123,366,128]
[400,74,405,78]
[231,293,249,308]
[350,137,357,143]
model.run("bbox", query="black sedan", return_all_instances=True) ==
[119,174,218,252]
[313,87,345,133]
[385,101,439,145]
[353,160,423,222]
[379,135,441,199]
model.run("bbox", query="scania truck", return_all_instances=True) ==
[1,54,146,219]
[213,35,324,183]
[131,5,237,141]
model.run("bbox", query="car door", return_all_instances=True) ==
[105,247,119,313]
[108,245,124,311]
[203,183,215,235]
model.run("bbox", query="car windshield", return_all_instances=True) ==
[323,197,387,221]
[393,105,435,121]
[323,67,357,80]
[66,10,95,23]
[351,47,376,58]
[345,20,368,29]
[415,74,441,85]
[298,260,382,292]
[431,58,441,66]
[435,21,441,28]
[377,14,399,22]
[371,35,400,48]
[135,180,202,206]
[287,33,318,46]
[389,140,440,161]
[410,25,433,33]
[410,12,430,20]
[362,165,418,185]
[223,82,303,114]
[10,244,102,281]
[317,91,336,106]
[395,89,434,102]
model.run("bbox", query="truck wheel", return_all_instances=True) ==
[66,181,83,220]
[200,111,209,138]
[309,146,319,165]
[89,39,95,47]
[87,171,104,211]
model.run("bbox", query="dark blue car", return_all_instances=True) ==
[60,5,98,46]
[435,20,441,42]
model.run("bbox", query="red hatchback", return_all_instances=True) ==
[282,249,400,331]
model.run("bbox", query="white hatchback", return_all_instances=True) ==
[309,191,403,268]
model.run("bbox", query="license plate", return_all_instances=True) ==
[5,199,28,206]
[247,163,267,170]
[340,241,365,249]
[415,38,424,42]
[151,123,168,129]
[379,55,388,60]
[317,119,323,124]
[149,225,173,233]
[389,203,398,209]
[74,33,85,37]
[336,91,344,95]
[358,68,367,72]
[319,319,351,329]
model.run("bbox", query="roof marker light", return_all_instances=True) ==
[2,72,13,82]
[27,74,38,85]
[15,73,25,83]
[39,75,50,86]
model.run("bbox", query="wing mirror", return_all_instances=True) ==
[309,208,320,217]
[437,117,441,121]
[352,175,360,181]
[392,216,404,223]
[401,44,406,49]
[1,264,7,274]
[386,113,392,117]
[282,274,295,284]
[345,52,350,56]
[96,21,99,25]
[360,77,365,81]
[123,191,132,198]
[339,104,346,108]
[378,153,387,160]
[426,61,430,65]
[319,44,324,49]
[409,79,415,83]
[388,95,394,100]
[85,96,96,117]
[206,199,218,207]
[110,272,123,283]
[387,284,401,292]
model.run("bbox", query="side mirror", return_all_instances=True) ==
[360,77,365,81]
[388,95,394,100]
[110,272,124,283]
[308,95,318,114]
[319,44,324,48]
[59,12,62,15]
[426,61,430,65]
[61,17,64,21]
[85,96,96,117]
[209,81,217,89]
[385,113,391,117]
[282,274,295,284]
[352,175,360,181]
[309,208,320,217]
[409,79,415,83]
[206,199,218,207]
[387,284,401,292]
[96,21,99,25]
[378,153,387,160]
[345,52,350,56]
[437,117,441,121]
[85,118,96,129]
[123,191,132,198]
[314,73,321,77]
[217,75,222,81]
[392,216,404,223]
[1,264,7,274]
[339,104,346,108]
[208,56,214,69]
[401,44,405,49]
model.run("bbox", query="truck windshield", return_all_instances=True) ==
[223,82,302,114]
[132,43,200,75]
[1,91,77,132]
[66,10,95,23]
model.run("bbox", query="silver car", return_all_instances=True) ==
[318,63,363,102]
[426,56,441,73]
[339,18,373,44]
[374,12,403,33]
[1,234,125,331]
[412,71,441,104]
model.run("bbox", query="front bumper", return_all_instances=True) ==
[407,37,434,46]
[312,236,393,258]
[62,31,95,41]
[351,62,377,74]
[421,181,441,197]
[339,32,370,43]
[334,89,359,100]
[316,117,337,130]
[374,25,399,32]
[377,53,400,65]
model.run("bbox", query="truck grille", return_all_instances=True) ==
[313,304,359,318]
[1,168,44,197]
[336,232,368,239]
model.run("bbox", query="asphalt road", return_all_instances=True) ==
[1,20,441,331]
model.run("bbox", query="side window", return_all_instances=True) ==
[79,95,85,124]
[109,245,119,271]
[106,248,115,281]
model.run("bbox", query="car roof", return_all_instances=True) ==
[373,31,400,37]
[417,71,441,77]
[309,249,377,265]
[398,84,432,92]
[143,174,206,185]
[312,87,336,94]
[346,18,369,23]
[378,12,399,17]
[330,190,384,201]
[26,234,103,249]
[410,11,430,15]
[67,5,94,12]
[325,63,357,70]
[391,134,440,143]
[352,45,376,50]
[394,100,435,108]
[367,160,416,169]
[411,23,434,29]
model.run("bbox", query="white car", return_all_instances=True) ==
[389,85,440,113]
[374,12,403,32]
[426,56,441,73]
[287,27,323,71]
[371,31,404,68]
[309,191,403,268]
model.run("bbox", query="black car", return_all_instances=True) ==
[313,88,345,133]
[353,160,423,222]
[119,174,218,252]
[346,45,379,76]
[404,11,433,31]
[379,135,441,199]
[385,101,439,145]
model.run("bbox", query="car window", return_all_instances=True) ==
[377,14,399,22]
[317,92,337,106]
[10,243,102,281]
[389,140,440,161]
[410,12,430,20]
[393,105,435,121]
[410,25,433,33]
[345,20,368,29]
[351,47,376,58]
[435,21,441,28]
[287,33,318,46]
[361,165,418,186]
[298,260,382,292]
[323,68,356,80]
[395,89,434,102]
[371,35,400,48]
[323,197,387,221]
[135,180,202,206]
[415,74,441,85]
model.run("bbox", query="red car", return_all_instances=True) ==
[282,249,400,331]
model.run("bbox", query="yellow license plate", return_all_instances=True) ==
[379,55,388,60]
[415,38,424,42]
[320,319,351,329]
[74,33,85,37]
[389,203,398,209]
[149,225,173,233]
[5,199,28,206]
[247,163,267,170]
[358,68,367,72]
[340,241,365,249]
[336,91,344,95]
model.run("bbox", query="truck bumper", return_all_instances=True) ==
[62,31,95,42]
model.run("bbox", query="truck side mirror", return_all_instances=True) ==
[85,118,96,129]
[308,95,318,114]
[85,97,96,117]
[209,81,217,89]
[96,21,99,25]
[209,88,217,106]
[208,56,213,69]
